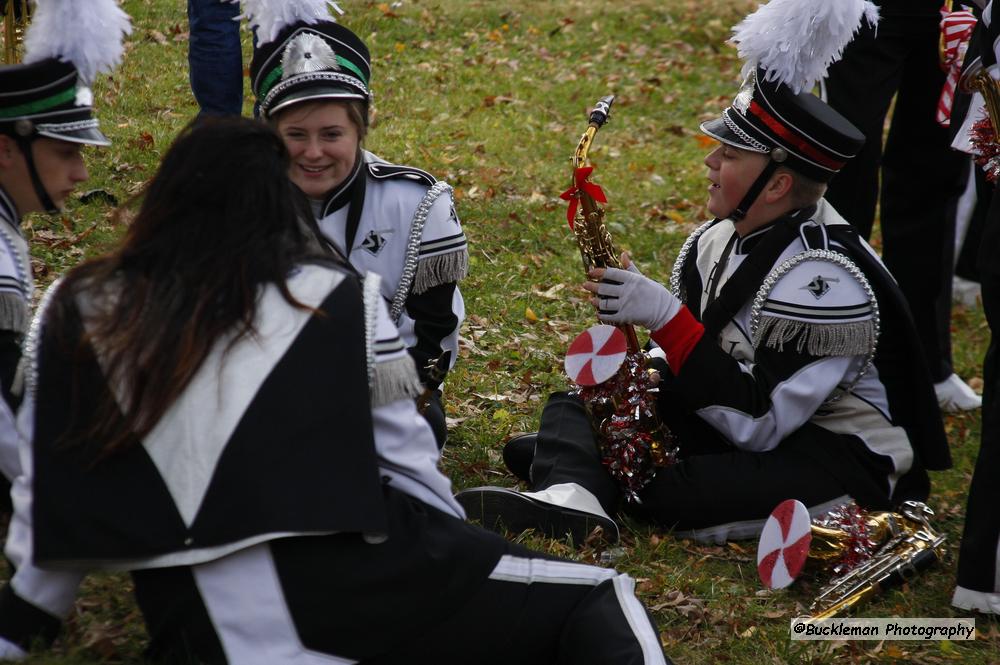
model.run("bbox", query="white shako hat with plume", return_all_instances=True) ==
[0,0,131,147]
[241,0,372,119]
[700,0,877,220]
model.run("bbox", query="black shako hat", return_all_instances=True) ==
[251,20,371,118]
[700,66,864,183]
[0,58,110,146]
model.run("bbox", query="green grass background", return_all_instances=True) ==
[8,0,999,662]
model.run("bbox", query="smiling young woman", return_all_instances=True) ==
[275,101,363,200]
[251,16,467,448]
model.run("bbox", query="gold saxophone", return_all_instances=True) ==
[799,501,946,619]
[960,58,1000,179]
[2,0,30,64]
[561,95,677,502]
[969,68,1000,133]
[568,95,640,352]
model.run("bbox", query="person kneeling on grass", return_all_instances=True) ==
[0,118,670,665]
[458,1,951,547]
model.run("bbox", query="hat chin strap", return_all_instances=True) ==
[15,136,59,215]
[729,158,780,222]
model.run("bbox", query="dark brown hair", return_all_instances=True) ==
[49,117,320,458]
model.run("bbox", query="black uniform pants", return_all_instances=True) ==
[529,392,898,540]
[954,242,1000,598]
[421,389,448,449]
[823,1,966,382]
[133,487,669,665]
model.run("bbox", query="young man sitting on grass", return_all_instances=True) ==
[459,54,951,546]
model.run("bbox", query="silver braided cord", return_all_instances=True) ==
[389,181,452,324]
[669,219,715,303]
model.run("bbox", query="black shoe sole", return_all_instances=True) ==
[456,486,618,545]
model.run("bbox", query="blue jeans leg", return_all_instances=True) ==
[187,0,243,116]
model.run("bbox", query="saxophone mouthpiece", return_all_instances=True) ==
[589,95,616,128]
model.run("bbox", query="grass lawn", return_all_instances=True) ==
[7,0,999,662]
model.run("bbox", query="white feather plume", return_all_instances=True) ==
[731,0,879,94]
[236,0,345,47]
[23,0,133,84]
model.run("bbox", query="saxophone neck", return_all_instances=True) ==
[573,125,599,169]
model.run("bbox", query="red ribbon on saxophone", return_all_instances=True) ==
[559,166,606,229]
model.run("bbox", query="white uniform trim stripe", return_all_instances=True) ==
[0,189,18,224]
[695,355,854,453]
[417,242,468,259]
[487,554,617,586]
[194,544,357,664]
[761,300,872,319]
[418,232,467,252]
[612,575,668,665]
[373,337,405,354]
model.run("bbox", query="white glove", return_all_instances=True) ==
[594,267,681,331]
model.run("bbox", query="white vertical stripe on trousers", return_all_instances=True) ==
[488,554,667,665]
[193,543,356,665]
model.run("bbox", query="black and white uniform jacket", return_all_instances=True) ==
[0,263,488,660]
[0,187,32,483]
[313,151,467,387]
[668,199,950,496]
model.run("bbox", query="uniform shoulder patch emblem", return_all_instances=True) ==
[361,230,387,256]
[800,275,840,299]
[366,162,436,186]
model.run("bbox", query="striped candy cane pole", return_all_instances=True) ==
[937,7,978,127]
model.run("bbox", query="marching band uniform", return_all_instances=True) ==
[0,263,668,664]
[821,0,979,412]
[250,19,467,447]
[310,150,467,443]
[461,205,950,545]
[952,0,1000,616]
[459,0,950,545]
[0,1,129,656]
[0,4,128,487]
[0,187,31,486]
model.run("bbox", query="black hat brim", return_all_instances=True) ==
[699,115,768,154]
[267,85,367,118]
[36,126,110,147]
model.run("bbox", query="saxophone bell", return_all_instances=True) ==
[756,499,946,618]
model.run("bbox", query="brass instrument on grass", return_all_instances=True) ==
[807,501,946,619]
[2,0,30,64]
[560,95,677,502]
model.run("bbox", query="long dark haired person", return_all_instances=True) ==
[0,118,670,665]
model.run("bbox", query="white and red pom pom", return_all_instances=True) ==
[565,324,628,386]
[757,499,813,589]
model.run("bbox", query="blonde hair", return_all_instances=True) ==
[776,166,827,209]
[270,98,369,141]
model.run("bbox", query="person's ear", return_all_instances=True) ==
[764,170,793,203]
